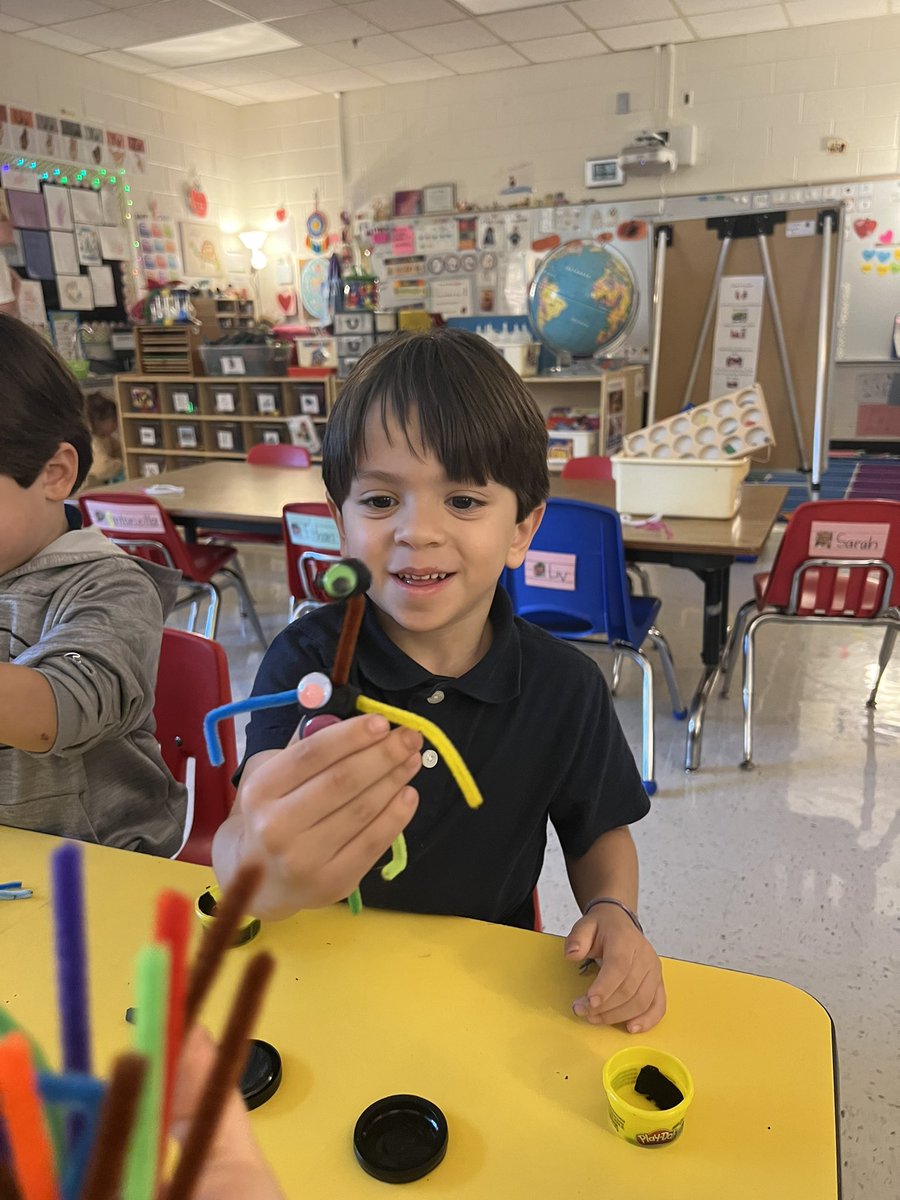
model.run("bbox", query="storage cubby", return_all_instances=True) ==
[115,373,337,478]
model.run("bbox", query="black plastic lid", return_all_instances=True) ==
[240,1039,282,1111]
[353,1094,448,1184]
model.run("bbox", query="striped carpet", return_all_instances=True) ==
[748,453,900,517]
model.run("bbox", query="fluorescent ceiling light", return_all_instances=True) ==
[128,23,298,68]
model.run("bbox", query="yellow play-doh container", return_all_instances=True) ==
[602,1046,694,1147]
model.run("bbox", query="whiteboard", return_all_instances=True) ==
[834,177,900,362]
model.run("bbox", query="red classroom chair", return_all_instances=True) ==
[154,628,237,867]
[719,498,900,767]
[197,442,313,544]
[560,455,613,481]
[79,491,267,646]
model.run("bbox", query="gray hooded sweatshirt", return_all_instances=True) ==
[1,526,187,856]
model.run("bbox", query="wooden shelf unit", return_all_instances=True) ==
[193,296,256,343]
[134,326,203,375]
[115,373,336,479]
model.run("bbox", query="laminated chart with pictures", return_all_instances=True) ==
[710,276,765,399]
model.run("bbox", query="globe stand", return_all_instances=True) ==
[548,350,573,374]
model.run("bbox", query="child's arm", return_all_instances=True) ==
[0,663,58,751]
[212,714,423,920]
[562,826,666,1034]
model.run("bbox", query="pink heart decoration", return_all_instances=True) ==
[277,291,294,313]
[878,229,893,244]
[275,207,287,222]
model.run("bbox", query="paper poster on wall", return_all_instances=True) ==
[100,186,122,226]
[2,229,25,267]
[1,167,40,193]
[126,136,147,174]
[17,279,47,328]
[56,274,94,310]
[59,119,84,164]
[392,226,415,255]
[0,256,14,303]
[70,189,102,226]
[429,277,473,317]
[710,275,764,400]
[22,230,53,280]
[9,107,35,156]
[44,186,73,231]
[8,189,47,230]
[416,219,457,254]
[82,125,105,168]
[35,113,60,158]
[88,265,116,307]
[49,230,79,275]
[180,221,225,277]
[135,216,182,277]
[75,224,102,267]
[0,191,12,247]
[98,225,129,261]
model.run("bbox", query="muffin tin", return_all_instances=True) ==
[622,384,774,461]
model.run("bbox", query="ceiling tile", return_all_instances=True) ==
[598,17,694,49]
[88,48,159,73]
[204,87,259,105]
[688,5,789,37]
[514,31,607,62]
[127,23,299,67]
[44,12,159,50]
[399,20,500,53]
[150,69,213,91]
[0,0,103,22]
[433,43,529,72]
[480,4,587,39]
[173,58,279,86]
[0,15,33,31]
[349,0,462,31]
[236,79,322,100]
[455,0,571,12]
[299,66,385,89]
[239,46,350,74]
[326,33,421,65]
[785,0,887,22]
[221,0,337,17]
[366,55,454,82]
[17,26,102,53]
[127,0,250,39]
[675,0,762,12]
[569,0,677,28]
[270,9,382,43]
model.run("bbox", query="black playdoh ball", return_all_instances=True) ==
[635,1064,684,1110]
[320,558,371,600]
[353,1094,448,1184]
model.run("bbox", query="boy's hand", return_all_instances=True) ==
[217,714,422,919]
[564,905,666,1034]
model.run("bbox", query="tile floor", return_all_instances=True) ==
[176,529,900,1199]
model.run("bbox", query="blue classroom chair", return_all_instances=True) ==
[503,498,686,795]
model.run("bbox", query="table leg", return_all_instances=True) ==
[684,565,731,771]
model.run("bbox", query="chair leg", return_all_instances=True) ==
[615,646,656,795]
[628,564,651,597]
[610,652,623,695]
[646,626,686,719]
[720,598,756,699]
[866,613,900,708]
[740,613,768,769]
[202,582,221,640]
[220,566,267,649]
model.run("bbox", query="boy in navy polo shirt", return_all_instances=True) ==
[214,328,665,1034]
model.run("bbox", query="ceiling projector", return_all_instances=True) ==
[618,131,677,176]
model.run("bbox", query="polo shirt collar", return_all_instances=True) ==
[355,587,521,703]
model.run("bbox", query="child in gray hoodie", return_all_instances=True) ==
[0,313,186,855]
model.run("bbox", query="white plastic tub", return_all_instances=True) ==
[611,454,749,519]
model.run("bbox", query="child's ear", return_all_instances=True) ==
[41,443,80,500]
[325,493,350,554]
[506,503,545,569]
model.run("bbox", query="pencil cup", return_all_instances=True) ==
[602,1047,694,1147]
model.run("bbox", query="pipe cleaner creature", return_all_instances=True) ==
[203,558,484,913]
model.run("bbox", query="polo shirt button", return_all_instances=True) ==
[422,749,439,769]
[427,689,445,704]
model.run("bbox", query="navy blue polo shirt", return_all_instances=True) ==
[243,588,650,929]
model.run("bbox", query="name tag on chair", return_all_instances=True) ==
[83,500,167,533]
[809,523,889,558]
[525,550,576,590]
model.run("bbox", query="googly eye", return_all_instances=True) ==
[297,671,333,711]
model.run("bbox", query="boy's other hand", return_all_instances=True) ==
[223,714,422,919]
[564,906,666,1034]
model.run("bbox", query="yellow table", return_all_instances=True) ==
[0,830,838,1198]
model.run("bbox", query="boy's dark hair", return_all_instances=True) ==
[85,391,118,431]
[0,313,93,492]
[323,328,549,521]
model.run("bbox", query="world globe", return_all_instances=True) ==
[528,239,638,358]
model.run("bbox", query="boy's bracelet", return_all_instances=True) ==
[582,896,643,933]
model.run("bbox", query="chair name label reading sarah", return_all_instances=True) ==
[525,550,577,591]
[809,522,889,558]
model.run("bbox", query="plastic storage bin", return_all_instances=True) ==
[547,430,598,472]
[212,422,244,453]
[200,343,289,376]
[611,455,750,519]
[621,385,773,462]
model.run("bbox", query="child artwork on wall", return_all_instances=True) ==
[43,186,73,231]
[75,224,102,267]
[135,215,183,277]
[56,273,95,310]
[180,221,225,278]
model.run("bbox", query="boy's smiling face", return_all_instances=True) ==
[328,408,543,676]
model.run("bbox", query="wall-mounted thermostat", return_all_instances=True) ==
[584,157,624,188]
